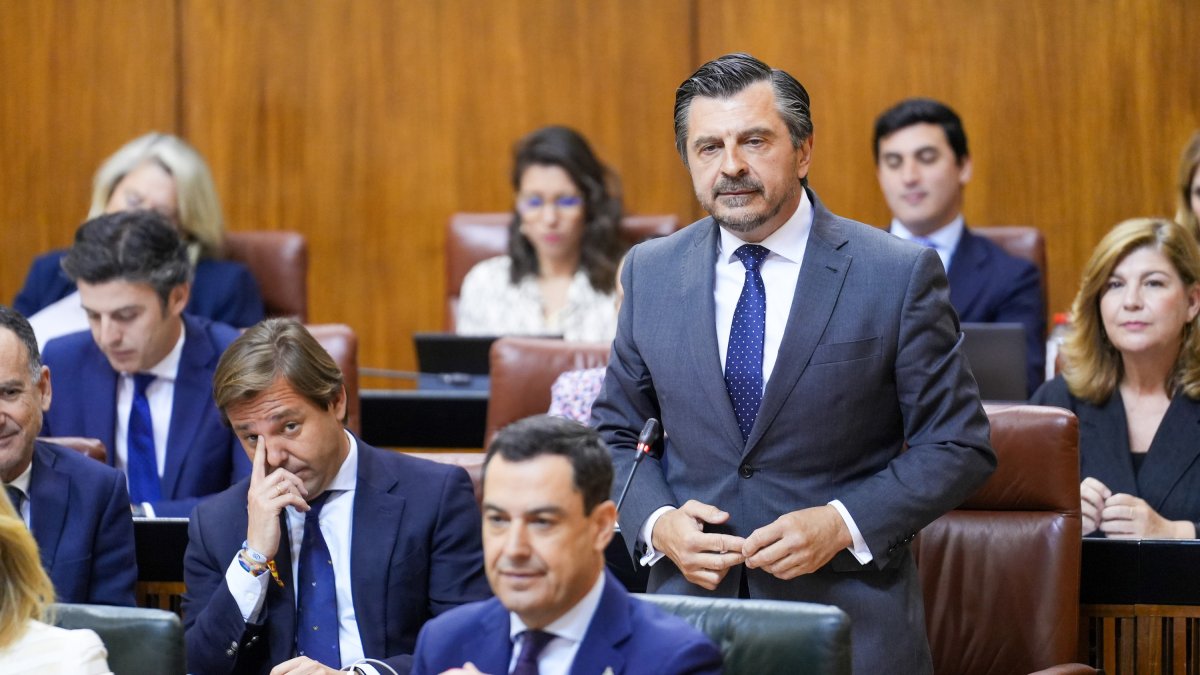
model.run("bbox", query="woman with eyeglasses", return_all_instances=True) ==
[14,133,264,344]
[456,126,623,342]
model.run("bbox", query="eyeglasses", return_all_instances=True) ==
[516,195,584,213]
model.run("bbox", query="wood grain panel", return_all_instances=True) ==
[180,0,695,375]
[0,1,177,308]
[696,0,1200,321]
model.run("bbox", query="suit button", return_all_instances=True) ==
[739,464,754,478]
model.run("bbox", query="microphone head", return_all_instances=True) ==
[636,418,663,459]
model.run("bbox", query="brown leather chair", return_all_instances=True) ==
[443,213,679,330]
[485,336,610,444]
[307,323,360,436]
[224,231,308,321]
[915,403,1096,675]
[972,225,1048,318]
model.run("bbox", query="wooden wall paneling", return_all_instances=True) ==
[694,0,1200,320]
[180,0,695,376]
[0,1,177,309]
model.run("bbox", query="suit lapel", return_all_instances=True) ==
[28,444,68,568]
[1080,394,1139,495]
[267,511,297,663]
[81,347,120,464]
[162,316,212,499]
[349,441,404,656]
[681,220,744,450]
[1136,395,1200,511]
[472,601,517,674]
[947,228,986,317]
[747,194,850,454]
[569,572,631,675]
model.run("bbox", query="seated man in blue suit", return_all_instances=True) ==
[41,210,247,517]
[184,319,490,675]
[0,305,137,606]
[411,415,721,675]
[874,98,1046,394]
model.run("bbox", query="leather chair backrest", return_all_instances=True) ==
[638,594,851,675]
[444,213,678,330]
[224,230,309,321]
[307,324,360,435]
[486,336,610,443]
[972,225,1048,315]
[53,602,185,675]
[915,403,1083,675]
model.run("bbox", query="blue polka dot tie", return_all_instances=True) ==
[725,244,770,442]
[296,491,340,667]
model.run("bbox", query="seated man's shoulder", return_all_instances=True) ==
[970,230,1040,276]
[189,475,253,520]
[42,329,100,363]
[184,313,242,351]
[625,594,723,668]
[36,440,122,481]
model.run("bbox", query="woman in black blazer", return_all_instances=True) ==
[1032,217,1200,538]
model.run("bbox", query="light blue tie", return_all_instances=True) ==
[126,373,161,504]
[725,244,770,442]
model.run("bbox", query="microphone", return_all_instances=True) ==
[614,418,663,513]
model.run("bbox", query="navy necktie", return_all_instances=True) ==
[5,484,24,515]
[296,491,340,667]
[512,629,555,675]
[126,373,161,504]
[725,244,770,442]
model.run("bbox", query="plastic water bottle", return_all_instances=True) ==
[1045,312,1071,381]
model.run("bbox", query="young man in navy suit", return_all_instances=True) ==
[411,415,721,675]
[41,210,246,517]
[874,97,1046,393]
[0,305,136,606]
[184,319,489,675]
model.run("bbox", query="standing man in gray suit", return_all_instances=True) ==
[592,53,996,674]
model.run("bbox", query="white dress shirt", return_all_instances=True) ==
[889,215,964,274]
[640,191,873,565]
[114,329,184,516]
[507,571,606,675]
[225,430,366,669]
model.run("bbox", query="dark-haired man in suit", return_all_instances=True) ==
[874,97,1046,393]
[0,305,136,606]
[411,415,721,675]
[41,210,246,517]
[592,53,996,674]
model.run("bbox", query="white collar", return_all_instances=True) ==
[5,456,33,495]
[717,189,813,265]
[889,214,965,254]
[509,569,606,645]
[284,429,359,515]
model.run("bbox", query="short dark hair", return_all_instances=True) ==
[673,52,813,187]
[483,415,613,515]
[0,306,41,382]
[508,126,623,293]
[873,98,969,163]
[212,318,346,425]
[60,210,192,307]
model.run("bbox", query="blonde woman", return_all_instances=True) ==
[0,494,112,673]
[14,132,264,335]
[1031,218,1200,538]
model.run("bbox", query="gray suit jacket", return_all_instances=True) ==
[592,190,996,674]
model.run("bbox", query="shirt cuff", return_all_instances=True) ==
[637,505,676,567]
[224,554,270,623]
[828,499,873,565]
[141,502,156,518]
[347,665,380,675]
